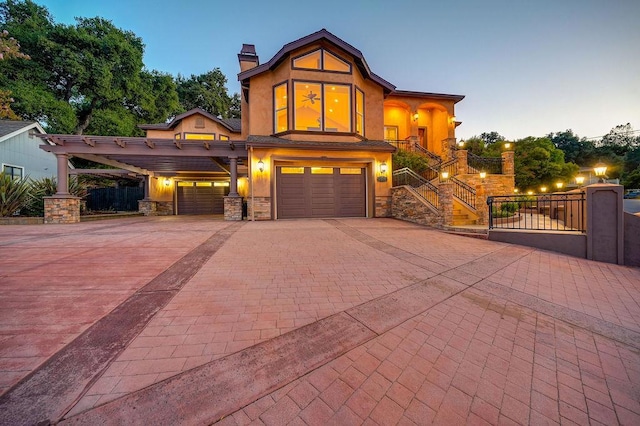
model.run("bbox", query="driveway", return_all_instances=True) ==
[0,217,639,425]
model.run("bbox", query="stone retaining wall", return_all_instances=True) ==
[391,186,443,227]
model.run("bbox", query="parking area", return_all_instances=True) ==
[0,217,639,425]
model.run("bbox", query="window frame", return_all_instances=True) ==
[291,48,352,74]
[273,81,289,135]
[292,79,352,134]
[184,133,216,140]
[2,163,24,180]
[355,86,365,137]
[384,126,399,142]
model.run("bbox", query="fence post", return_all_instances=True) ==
[586,184,624,264]
[456,150,468,175]
[501,151,514,175]
[439,182,453,226]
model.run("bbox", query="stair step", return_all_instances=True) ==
[452,219,478,226]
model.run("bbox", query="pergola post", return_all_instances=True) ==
[56,154,69,195]
[44,153,80,223]
[224,156,242,220]
[229,156,239,197]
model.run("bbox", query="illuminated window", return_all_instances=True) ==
[355,88,364,136]
[280,167,305,174]
[311,167,333,174]
[323,51,350,72]
[2,164,23,180]
[174,133,181,140]
[292,49,351,73]
[219,135,230,140]
[195,182,212,187]
[293,50,321,69]
[274,82,288,133]
[384,126,398,141]
[184,133,215,140]
[340,168,362,175]
[294,82,351,132]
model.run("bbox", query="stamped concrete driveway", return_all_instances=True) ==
[0,217,639,425]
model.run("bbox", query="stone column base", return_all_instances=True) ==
[138,199,157,216]
[224,196,243,221]
[44,196,80,224]
[375,196,392,217]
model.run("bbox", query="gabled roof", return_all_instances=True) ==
[0,120,45,143]
[138,108,241,133]
[389,90,465,104]
[238,29,396,94]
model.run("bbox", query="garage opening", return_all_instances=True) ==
[276,166,366,219]
[177,181,228,215]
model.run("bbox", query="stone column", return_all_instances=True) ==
[229,157,239,197]
[44,196,80,223]
[475,183,488,225]
[586,184,624,264]
[224,196,243,221]
[456,150,468,175]
[438,182,453,227]
[501,151,515,175]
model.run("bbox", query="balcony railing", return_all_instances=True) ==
[468,152,503,174]
[487,193,586,232]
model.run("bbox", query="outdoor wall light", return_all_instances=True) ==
[413,112,419,122]
[479,171,487,179]
[593,162,607,183]
[163,178,170,187]
[257,159,265,173]
[380,162,388,175]
[457,140,465,148]
[575,175,585,186]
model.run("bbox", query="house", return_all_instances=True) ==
[0,120,56,180]
[36,29,514,224]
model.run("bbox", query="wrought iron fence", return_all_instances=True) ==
[468,153,503,174]
[487,193,586,232]
[393,167,439,209]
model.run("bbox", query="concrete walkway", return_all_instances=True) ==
[0,217,638,425]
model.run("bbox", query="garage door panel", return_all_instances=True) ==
[177,183,227,215]
[277,166,366,219]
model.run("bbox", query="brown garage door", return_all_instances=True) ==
[276,166,366,219]
[177,182,227,215]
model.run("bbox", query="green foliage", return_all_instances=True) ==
[621,167,640,189]
[513,137,579,191]
[392,150,431,173]
[23,176,86,217]
[176,68,234,118]
[0,171,30,216]
[547,129,596,165]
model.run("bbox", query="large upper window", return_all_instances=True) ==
[292,49,351,73]
[274,82,288,133]
[294,82,351,133]
[355,88,364,136]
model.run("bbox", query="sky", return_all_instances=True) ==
[35,0,640,141]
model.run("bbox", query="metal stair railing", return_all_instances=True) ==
[450,177,476,210]
[468,152,503,174]
[392,167,439,210]
[412,143,443,166]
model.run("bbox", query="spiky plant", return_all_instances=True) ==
[24,177,87,217]
[0,172,31,217]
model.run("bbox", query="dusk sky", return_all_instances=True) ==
[37,0,640,141]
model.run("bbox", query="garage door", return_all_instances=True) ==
[276,166,366,219]
[177,182,227,215]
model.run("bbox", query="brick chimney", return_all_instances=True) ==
[238,44,259,72]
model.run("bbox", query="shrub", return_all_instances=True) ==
[392,150,431,173]
[24,177,87,217]
[0,172,31,217]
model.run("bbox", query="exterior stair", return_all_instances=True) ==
[452,207,478,226]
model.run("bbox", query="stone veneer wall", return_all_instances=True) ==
[391,186,443,227]
[248,197,271,220]
[375,196,392,217]
[44,196,80,224]
[138,200,157,216]
[455,174,514,225]
[156,201,174,216]
[224,196,243,221]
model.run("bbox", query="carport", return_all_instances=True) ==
[36,134,248,223]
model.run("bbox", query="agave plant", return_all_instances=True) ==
[0,171,31,217]
[24,177,87,217]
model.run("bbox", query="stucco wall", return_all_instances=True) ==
[488,230,587,258]
[624,212,640,267]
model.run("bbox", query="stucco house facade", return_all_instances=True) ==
[37,29,513,224]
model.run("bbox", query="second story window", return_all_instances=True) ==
[294,82,351,133]
[292,49,351,73]
[355,88,364,137]
[274,82,288,133]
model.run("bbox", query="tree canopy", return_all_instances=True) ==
[0,0,239,135]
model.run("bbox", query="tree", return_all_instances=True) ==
[176,68,235,118]
[0,27,29,119]
[479,131,505,146]
[513,137,579,190]
[547,129,596,165]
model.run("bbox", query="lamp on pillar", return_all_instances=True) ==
[593,162,608,183]
[457,139,465,149]
[575,175,585,187]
